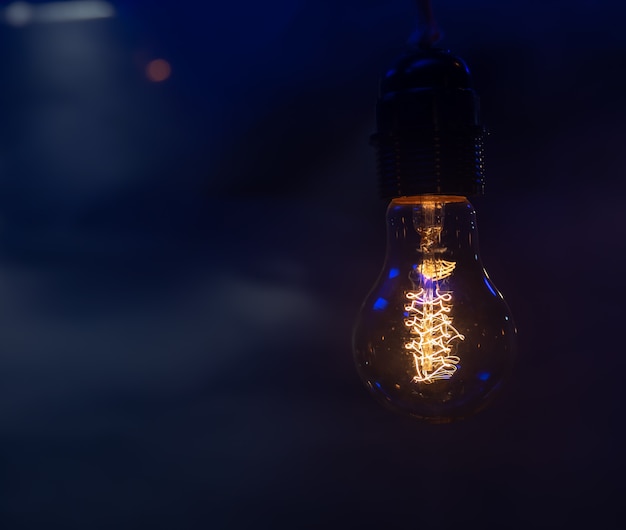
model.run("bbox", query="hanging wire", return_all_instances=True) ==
[408,0,442,48]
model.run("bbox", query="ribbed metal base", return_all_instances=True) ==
[372,128,486,199]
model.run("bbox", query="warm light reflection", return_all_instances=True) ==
[146,59,172,82]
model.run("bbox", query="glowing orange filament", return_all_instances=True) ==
[404,285,464,383]
[403,202,465,383]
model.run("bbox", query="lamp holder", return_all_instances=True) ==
[372,40,486,198]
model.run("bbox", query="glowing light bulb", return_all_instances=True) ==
[353,195,516,422]
[352,45,517,423]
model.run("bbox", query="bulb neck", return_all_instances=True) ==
[385,197,480,264]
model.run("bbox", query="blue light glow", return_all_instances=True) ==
[388,268,400,279]
[484,277,497,297]
[373,297,388,311]
[374,380,393,401]
[478,371,491,381]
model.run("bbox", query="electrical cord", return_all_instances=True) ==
[409,0,441,48]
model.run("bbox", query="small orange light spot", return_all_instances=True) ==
[146,59,171,82]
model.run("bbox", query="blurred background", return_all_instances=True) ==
[0,0,624,528]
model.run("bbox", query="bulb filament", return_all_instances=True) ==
[404,203,465,383]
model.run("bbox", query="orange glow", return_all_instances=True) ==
[146,59,171,82]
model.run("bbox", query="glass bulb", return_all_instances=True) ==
[353,195,517,423]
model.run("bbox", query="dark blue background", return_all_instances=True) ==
[0,1,624,528]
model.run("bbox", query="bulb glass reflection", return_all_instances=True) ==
[353,195,516,422]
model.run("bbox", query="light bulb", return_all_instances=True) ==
[353,195,516,422]
[352,46,517,422]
